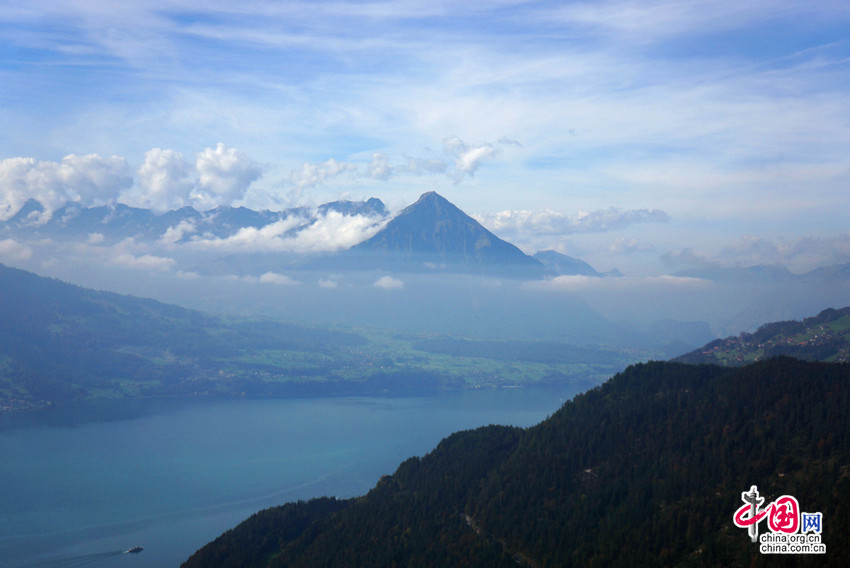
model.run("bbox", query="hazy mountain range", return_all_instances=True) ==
[2,191,849,340]
[2,196,387,247]
[5,191,849,285]
[0,192,600,279]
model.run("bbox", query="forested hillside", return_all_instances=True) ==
[183,357,850,567]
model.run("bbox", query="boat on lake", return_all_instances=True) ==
[124,546,143,554]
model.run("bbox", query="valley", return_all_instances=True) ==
[0,264,647,410]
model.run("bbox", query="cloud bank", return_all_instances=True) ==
[1,135,512,224]
[0,144,264,220]
[172,210,387,255]
[476,207,669,240]
[0,154,132,221]
[127,144,264,212]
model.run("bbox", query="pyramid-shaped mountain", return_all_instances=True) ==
[345,192,543,277]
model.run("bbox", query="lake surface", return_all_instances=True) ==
[0,387,577,568]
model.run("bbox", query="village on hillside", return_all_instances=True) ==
[694,310,850,366]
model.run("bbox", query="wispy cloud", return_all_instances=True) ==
[442,136,496,180]
[289,159,358,190]
[284,136,511,190]
[543,0,849,44]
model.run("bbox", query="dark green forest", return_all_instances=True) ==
[183,357,850,567]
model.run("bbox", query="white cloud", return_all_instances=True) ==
[127,148,195,212]
[184,211,385,254]
[318,277,339,289]
[193,143,264,210]
[443,136,496,180]
[188,216,308,251]
[159,219,198,245]
[0,238,33,261]
[348,138,509,184]
[373,275,404,290]
[290,211,386,253]
[59,154,132,202]
[341,138,510,186]
[258,271,299,285]
[0,145,265,220]
[110,252,175,272]
[0,154,132,221]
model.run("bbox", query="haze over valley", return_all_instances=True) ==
[2,189,848,345]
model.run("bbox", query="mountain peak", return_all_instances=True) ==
[396,191,466,222]
[348,192,542,277]
[414,190,444,202]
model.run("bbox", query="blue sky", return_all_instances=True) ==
[1,0,849,275]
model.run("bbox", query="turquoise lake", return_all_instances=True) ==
[0,387,577,567]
